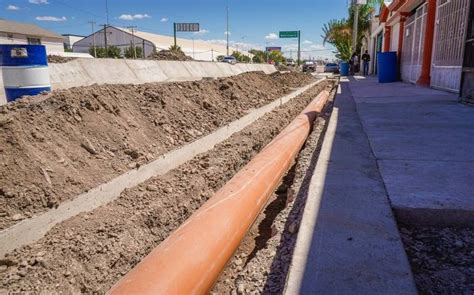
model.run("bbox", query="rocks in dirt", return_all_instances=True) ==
[124,148,140,159]
[400,225,474,294]
[146,184,158,192]
[80,139,98,155]
[11,214,24,221]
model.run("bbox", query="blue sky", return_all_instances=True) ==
[1,0,351,59]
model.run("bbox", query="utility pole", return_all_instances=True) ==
[241,35,246,58]
[173,23,177,48]
[127,26,137,59]
[352,0,359,54]
[297,30,301,65]
[88,21,97,57]
[105,0,110,25]
[103,24,108,58]
[226,6,229,56]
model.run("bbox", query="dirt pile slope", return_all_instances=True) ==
[0,82,330,294]
[148,49,193,61]
[47,55,76,64]
[0,72,314,230]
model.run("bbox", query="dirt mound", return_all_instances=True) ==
[270,71,315,88]
[0,81,329,294]
[0,72,315,230]
[148,49,193,61]
[47,55,76,64]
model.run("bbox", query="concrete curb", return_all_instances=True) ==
[0,79,324,257]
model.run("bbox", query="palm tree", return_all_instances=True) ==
[322,1,381,60]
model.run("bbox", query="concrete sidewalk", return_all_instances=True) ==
[285,78,417,294]
[352,76,474,226]
[285,76,474,294]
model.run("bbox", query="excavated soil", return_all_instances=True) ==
[47,55,77,64]
[148,49,193,61]
[400,226,474,295]
[0,71,314,230]
[212,84,336,295]
[0,81,332,294]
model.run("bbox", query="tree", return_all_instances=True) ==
[322,2,375,61]
[268,50,286,64]
[89,46,122,58]
[169,44,182,53]
[249,49,267,63]
[124,46,143,58]
[322,19,353,61]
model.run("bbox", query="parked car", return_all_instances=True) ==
[286,58,296,66]
[302,61,316,72]
[324,63,339,73]
[221,56,237,64]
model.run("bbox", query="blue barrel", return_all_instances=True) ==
[0,45,51,102]
[377,52,398,83]
[339,62,349,76]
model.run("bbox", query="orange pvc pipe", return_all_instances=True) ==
[108,90,330,295]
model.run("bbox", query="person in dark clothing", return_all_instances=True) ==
[362,50,371,76]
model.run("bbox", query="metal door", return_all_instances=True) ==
[401,3,428,83]
[431,0,471,92]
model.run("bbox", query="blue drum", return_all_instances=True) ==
[0,45,51,102]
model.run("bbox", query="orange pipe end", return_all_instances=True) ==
[108,90,330,295]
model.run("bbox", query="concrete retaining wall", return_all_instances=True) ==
[0,59,277,105]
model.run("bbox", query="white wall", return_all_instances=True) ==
[0,59,277,105]
[0,33,64,54]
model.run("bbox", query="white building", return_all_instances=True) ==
[62,34,85,51]
[73,25,244,61]
[0,19,64,54]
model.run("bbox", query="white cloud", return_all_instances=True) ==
[310,44,327,50]
[265,33,278,40]
[303,40,312,44]
[29,0,49,4]
[194,29,209,35]
[118,13,151,21]
[160,17,168,22]
[35,16,67,21]
[6,4,19,10]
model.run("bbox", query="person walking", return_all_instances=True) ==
[362,50,371,76]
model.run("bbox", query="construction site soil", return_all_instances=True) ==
[0,80,332,293]
[400,225,474,295]
[0,71,314,230]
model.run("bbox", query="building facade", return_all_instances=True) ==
[73,25,242,61]
[377,0,472,94]
[62,34,85,51]
[0,19,64,54]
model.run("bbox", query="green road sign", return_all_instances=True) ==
[279,31,299,38]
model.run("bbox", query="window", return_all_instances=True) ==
[27,38,41,45]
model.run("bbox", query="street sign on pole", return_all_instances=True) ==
[279,31,299,38]
[175,23,200,32]
[279,31,301,65]
[173,23,200,47]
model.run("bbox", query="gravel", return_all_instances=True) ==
[400,226,474,295]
